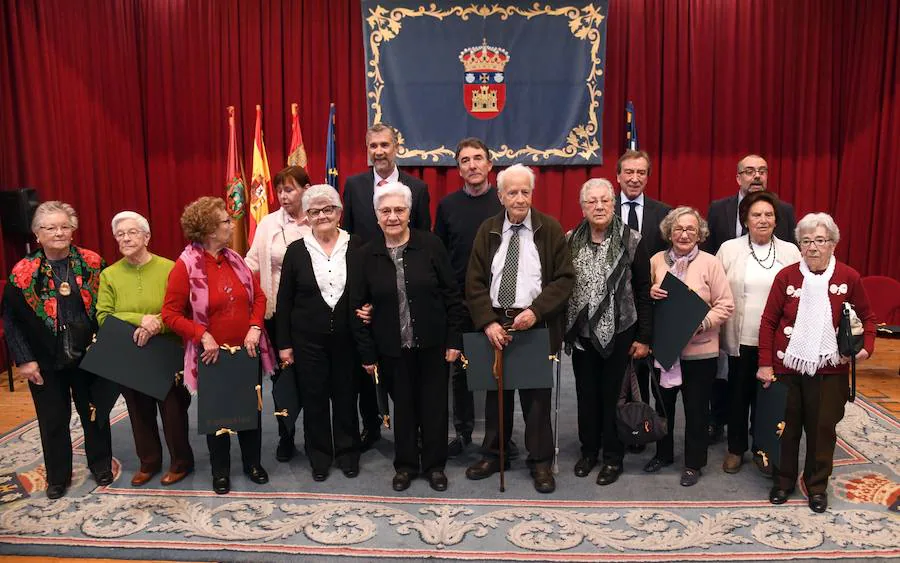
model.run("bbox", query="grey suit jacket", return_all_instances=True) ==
[342,169,431,243]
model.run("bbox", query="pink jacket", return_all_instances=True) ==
[650,250,734,360]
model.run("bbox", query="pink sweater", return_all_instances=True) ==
[650,250,734,360]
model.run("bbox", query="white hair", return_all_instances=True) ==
[580,178,615,204]
[32,201,78,234]
[373,181,412,209]
[497,163,535,192]
[795,212,840,244]
[110,211,150,235]
[302,184,342,212]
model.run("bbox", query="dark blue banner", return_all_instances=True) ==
[361,1,608,166]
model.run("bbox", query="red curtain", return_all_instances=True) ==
[1,0,898,279]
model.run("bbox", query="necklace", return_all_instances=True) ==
[48,259,72,296]
[748,235,776,269]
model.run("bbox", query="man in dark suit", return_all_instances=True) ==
[342,123,431,243]
[343,122,432,450]
[614,150,672,257]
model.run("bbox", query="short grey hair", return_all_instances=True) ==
[373,181,412,210]
[32,201,78,234]
[497,163,535,192]
[302,184,343,212]
[580,178,615,204]
[795,212,840,245]
[110,211,150,235]
[660,206,710,243]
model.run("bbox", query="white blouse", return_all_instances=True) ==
[303,229,350,310]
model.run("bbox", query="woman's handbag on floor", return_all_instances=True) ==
[837,302,864,402]
[616,357,668,446]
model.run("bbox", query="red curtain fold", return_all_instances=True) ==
[0,0,898,279]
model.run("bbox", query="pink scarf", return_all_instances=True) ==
[178,243,275,391]
[655,245,701,388]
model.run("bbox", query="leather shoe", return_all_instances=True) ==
[244,465,269,484]
[465,458,510,480]
[276,438,296,462]
[768,486,794,505]
[596,464,623,486]
[341,465,359,478]
[312,470,329,482]
[722,453,743,474]
[160,467,192,486]
[392,471,412,491]
[680,468,702,487]
[753,452,773,477]
[427,470,448,492]
[533,467,556,493]
[131,470,157,487]
[46,483,67,499]
[808,493,828,513]
[447,434,472,458]
[212,475,230,494]
[643,457,673,473]
[574,455,598,477]
[93,470,114,486]
[361,427,382,451]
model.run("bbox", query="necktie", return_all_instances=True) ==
[376,178,388,187]
[497,224,524,308]
[626,201,639,231]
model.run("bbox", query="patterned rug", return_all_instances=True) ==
[0,375,898,562]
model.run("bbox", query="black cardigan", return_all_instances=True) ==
[350,229,466,364]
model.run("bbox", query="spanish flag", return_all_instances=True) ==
[287,103,308,168]
[225,106,249,254]
[248,104,275,244]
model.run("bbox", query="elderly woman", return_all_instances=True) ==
[758,213,875,513]
[245,166,311,462]
[646,206,734,486]
[162,196,275,495]
[564,178,652,486]
[96,211,193,487]
[1,201,110,498]
[276,185,362,482]
[350,182,466,492]
[716,192,801,476]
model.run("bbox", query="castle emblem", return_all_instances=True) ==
[459,40,510,120]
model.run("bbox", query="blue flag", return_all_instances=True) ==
[625,100,639,151]
[325,103,338,188]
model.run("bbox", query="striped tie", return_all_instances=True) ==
[497,224,524,308]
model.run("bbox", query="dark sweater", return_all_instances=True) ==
[434,186,503,292]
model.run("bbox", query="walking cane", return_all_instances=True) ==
[493,347,506,493]
[551,352,561,475]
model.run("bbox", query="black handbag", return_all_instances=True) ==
[616,358,668,446]
[56,317,93,370]
[837,302,864,402]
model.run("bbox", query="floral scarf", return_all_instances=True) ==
[8,245,105,332]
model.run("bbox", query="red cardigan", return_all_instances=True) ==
[758,261,876,375]
[162,253,266,347]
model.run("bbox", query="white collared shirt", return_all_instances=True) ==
[489,210,542,308]
[303,229,350,310]
[620,192,645,231]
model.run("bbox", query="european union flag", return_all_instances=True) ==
[325,103,338,189]
[625,100,639,151]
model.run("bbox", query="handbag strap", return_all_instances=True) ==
[617,357,668,420]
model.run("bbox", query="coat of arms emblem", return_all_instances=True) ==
[459,40,510,120]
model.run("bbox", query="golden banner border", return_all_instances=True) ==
[365,3,606,164]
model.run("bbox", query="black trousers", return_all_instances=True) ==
[482,386,553,469]
[710,370,729,428]
[726,346,760,455]
[29,366,113,486]
[571,326,635,465]
[267,318,300,443]
[380,346,448,474]
[122,382,193,473]
[295,331,360,473]
[774,372,848,495]
[654,357,717,470]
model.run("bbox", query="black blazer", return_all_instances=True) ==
[350,229,466,364]
[616,194,672,256]
[342,169,431,242]
[705,194,797,255]
[275,233,363,348]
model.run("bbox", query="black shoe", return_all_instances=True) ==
[427,470,448,492]
[465,457,510,480]
[93,470,114,486]
[213,475,230,494]
[574,455,598,477]
[276,438,296,462]
[707,423,724,444]
[768,486,794,505]
[46,483,67,499]
[447,434,472,458]
[808,493,828,513]
[361,427,382,451]
[643,457,673,473]
[312,470,329,482]
[244,465,269,484]
[392,471,412,491]
[627,443,647,454]
[680,468,702,487]
[533,467,556,493]
[596,464,623,486]
[341,465,360,478]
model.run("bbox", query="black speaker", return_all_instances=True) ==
[0,188,40,236]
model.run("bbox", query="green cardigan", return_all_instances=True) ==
[96,254,174,331]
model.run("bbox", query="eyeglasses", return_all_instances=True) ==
[740,167,769,176]
[307,205,338,218]
[672,226,699,236]
[799,237,832,248]
[39,225,74,234]
[376,206,409,218]
[583,198,613,208]
[114,228,144,240]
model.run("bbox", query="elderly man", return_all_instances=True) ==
[434,138,504,457]
[343,122,431,449]
[465,164,575,493]
[615,150,672,256]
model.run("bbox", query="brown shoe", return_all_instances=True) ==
[722,453,743,474]
[131,470,156,487]
[465,457,510,480]
[533,467,556,494]
[160,468,192,486]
